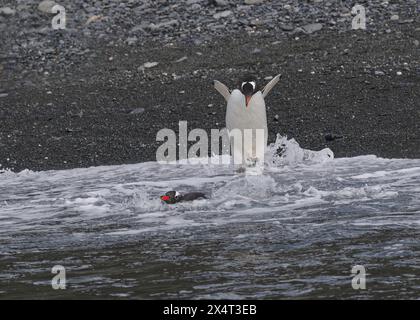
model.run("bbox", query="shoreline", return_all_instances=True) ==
[1,3,419,172]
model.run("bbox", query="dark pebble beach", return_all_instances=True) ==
[0,0,419,172]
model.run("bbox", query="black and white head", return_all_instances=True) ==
[239,75,259,107]
[160,191,182,204]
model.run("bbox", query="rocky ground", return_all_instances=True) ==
[0,0,419,171]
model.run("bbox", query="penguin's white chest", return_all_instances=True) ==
[226,90,268,162]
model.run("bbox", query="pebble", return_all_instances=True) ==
[325,133,343,142]
[143,62,159,69]
[130,108,145,115]
[38,0,57,14]
[301,23,323,34]
[126,37,138,45]
[0,7,16,16]
[175,56,188,63]
[213,10,232,19]
[214,0,228,6]
[244,0,264,4]
[280,24,294,32]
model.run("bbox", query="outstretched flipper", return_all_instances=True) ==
[262,74,281,98]
[213,80,231,101]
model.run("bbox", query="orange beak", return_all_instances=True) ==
[246,95,252,107]
[161,195,170,201]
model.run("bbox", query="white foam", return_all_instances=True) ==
[0,133,419,240]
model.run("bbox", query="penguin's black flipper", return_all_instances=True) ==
[182,192,207,201]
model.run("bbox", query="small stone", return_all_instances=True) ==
[143,62,159,68]
[213,10,232,19]
[280,24,294,31]
[414,40,419,47]
[375,70,385,76]
[130,108,145,115]
[175,56,188,63]
[390,14,399,21]
[126,37,138,45]
[0,93,8,98]
[396,71,402,76]
[244,0,264,4]
[147,19,179,31]
[274,114,279,121]
[0,7,16,16]
[250,18,263,26]
[399,19,414,24]
[325,133,343,142]
[38,0,57,14]
[214,0,228,6]
[301,23,323,34]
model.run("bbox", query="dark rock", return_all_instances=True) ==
[325,133,343,142]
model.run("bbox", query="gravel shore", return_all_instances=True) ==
[0,0,419,171]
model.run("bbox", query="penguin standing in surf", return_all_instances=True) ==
[213,74,280,166]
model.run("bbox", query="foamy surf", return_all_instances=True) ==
[0,134,419,299]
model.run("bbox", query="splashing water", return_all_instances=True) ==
[0,135,419,299]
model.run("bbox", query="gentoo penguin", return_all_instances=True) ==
[160,191,207,204]
[213,74,280,165]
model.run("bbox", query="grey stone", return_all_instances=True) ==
[280,24,294,31]
[301,23,323,34]
[130,108,145,115]
[0,7,16,16]
[213,10,232,19]
[214,0,228,6]
[147,19,179,31]
[143,62,159,69]
[125,37,137,45]
[38,0,57,14]
[244,0,264,4]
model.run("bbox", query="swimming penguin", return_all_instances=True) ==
[213,74,280,165]
[160,191,207,204]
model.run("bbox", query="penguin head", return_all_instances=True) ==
[160,191,182,204]
[239,75,258,107]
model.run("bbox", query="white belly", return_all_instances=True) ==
[226,90,268,163]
